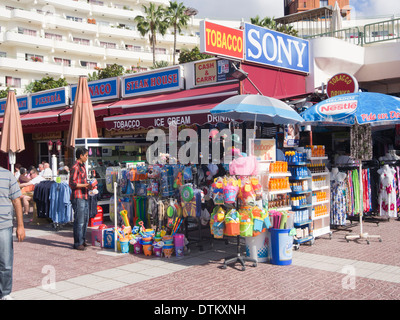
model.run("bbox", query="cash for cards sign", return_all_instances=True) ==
[200,20,310,74]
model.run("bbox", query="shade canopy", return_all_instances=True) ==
[66,76,98,148]
[210,94,304,125]
[300,92,400,127]
[0,90,25,154]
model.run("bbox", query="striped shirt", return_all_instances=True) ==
[0,167,22,230]
[69,160,88,200]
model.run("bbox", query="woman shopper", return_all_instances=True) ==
[69,147,93,251]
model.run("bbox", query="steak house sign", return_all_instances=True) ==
[200,20,310,74]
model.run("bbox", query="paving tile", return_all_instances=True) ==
[112,272,153,285]
[136,266,175,277]
[92,268,132,279]
[83,279,128,292]
[66,274,107,286]
[56,287,102,300]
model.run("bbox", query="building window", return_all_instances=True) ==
[5,76,21,88]
[320,0,328,7]
[54,57,71,67]
[25,53,44,62]
[18,27,37,36]
[100,41,116,49]
[154,48,166,54]
[80,61,97,69]
[125,45,142,52]
[45,32,63,41]
[73,37,90,45]
[0,52,6,58]
[66,16,83,23]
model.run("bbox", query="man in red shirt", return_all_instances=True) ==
[69,147,92,250]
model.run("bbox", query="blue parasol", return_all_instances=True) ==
[210,94,304,126]
[300,92,400,127]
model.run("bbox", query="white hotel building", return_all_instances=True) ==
[0,0,200,95]
[1,1,400,98]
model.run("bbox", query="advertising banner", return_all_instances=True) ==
[244,23,310,73]
[200,20,244,60]
[30,87,68,111]
[0,95,29,115]
[121,66,183,98]
[71,77,119,103]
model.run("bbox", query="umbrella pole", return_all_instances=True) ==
[253,114,257,139]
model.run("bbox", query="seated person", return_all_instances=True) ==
[42,162,53,179]
[18,167,31,184]
[19,168,45,215]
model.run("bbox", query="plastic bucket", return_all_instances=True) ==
[245,231,269,263]
[175,246,184,257]
[173,233,185,247]
[119,240,129,254]
[269,228,293,265]
[133,241,143,254]
[143,244,152,256]
[153,245,163,257]
[163,247,173,258]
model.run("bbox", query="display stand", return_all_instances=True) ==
[345,162,382,244]
[289,160,315,248]
[309,156,332,239]
[221,235,257,271]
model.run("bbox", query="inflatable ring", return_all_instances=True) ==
[181,186,194,202]
[167,205,175,218]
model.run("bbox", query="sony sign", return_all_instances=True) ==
[244,23,310,74]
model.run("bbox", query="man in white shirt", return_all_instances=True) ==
[19,169,45,215]
[42,163,52,179]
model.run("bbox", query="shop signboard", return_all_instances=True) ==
[244,23,310,74]
[0,95,29,116]
[70,77,119,103]
[249,138,276,162]
[106,112,233,131]
[194,58,237,86]
[121,66,183,98]
[30,87,68,111]
[326,73,359,98]
[200,20,244,60]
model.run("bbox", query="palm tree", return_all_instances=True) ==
[250,15,298,36]
[134,3,169,67]
[165,1,190,65]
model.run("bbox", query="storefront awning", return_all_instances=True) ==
[107,83,239,115]
[104,103,236,131]
[59,101,111,122]
[19,107,69,126]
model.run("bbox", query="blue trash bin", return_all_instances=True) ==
[270,228,293,265]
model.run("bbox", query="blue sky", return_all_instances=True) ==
[180,0,399,20]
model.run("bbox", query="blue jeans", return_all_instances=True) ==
[0,227,13,298]
[72,198,89,248]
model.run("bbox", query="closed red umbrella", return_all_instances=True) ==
[0,90,25,173]
[66,76,98,148]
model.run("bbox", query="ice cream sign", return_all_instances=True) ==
[316,96,358,121]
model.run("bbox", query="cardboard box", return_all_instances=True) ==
[91,228,103,247]
[103,228,115,249]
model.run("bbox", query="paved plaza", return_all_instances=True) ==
[8,214,400,301]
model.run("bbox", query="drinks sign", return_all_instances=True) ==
[326,73,359,98]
